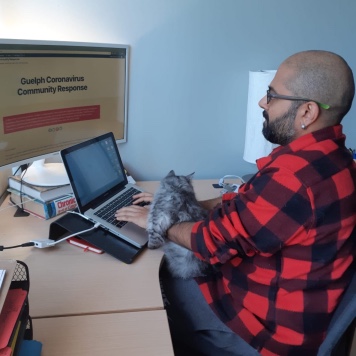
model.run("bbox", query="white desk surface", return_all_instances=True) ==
[33,309,174,356]
[0,179,220,318]
[0,206,164,317]
[0,179,221,355]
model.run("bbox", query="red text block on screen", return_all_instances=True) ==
[3,105,100,134]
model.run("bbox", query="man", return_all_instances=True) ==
[116,50,356,355]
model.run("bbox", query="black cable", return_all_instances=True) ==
[0,242,35,251]
[12,163,30,217]
[19,164,29,211]
[13,164,27,176]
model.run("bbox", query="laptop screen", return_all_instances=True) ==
[61,133,127,209]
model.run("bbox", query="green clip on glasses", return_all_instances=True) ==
[266,88,330,110]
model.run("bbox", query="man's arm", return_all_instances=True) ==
[167,222,196,250]
[199,197,222,210]
[166,198,221,250]
[115,193,220,250]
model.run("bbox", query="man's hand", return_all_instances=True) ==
[114,192,153,229]
[131,192,154,205]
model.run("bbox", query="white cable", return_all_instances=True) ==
[31,222,101,248]
[218,175,245,187]
[0,194,38,213]
[66,210,90,220]
[50,222,101,246]
[218,175,245,195]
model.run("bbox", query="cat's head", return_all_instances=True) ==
[162,170,195,191]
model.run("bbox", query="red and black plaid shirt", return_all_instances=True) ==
[191,125,356,355]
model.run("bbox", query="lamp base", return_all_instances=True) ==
[21,159,69,186]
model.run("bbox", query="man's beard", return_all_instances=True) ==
[262,102,300,145]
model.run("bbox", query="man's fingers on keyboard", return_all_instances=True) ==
[115,206,149,229]
[116,205,144,216]
[132,192,153,204]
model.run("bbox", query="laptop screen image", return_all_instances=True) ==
[61,133,128,211]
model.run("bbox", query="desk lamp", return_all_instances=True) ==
[21,159,70,186]
[243,70,277,180]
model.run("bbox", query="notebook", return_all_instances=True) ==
[60,132,148,248]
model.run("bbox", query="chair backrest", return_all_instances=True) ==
[317,271,356,356]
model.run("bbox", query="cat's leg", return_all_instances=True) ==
[147,212,173,249]
[147,229,165,249]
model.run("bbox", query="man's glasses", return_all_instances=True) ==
[266,88,330,110]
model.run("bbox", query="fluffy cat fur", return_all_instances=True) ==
[147,170,210,279]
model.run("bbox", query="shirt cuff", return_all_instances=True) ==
[222,192,238,201]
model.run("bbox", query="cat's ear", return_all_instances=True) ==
[187,172,195,180]
[167,170,175,177]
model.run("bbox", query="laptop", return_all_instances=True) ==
[60,132,148,248]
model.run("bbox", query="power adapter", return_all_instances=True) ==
[30,239,55,248]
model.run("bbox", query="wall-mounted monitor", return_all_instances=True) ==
[0,39,129,185]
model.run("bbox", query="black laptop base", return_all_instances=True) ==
[48,212,146,264]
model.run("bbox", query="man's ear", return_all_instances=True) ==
[299,101,320,128]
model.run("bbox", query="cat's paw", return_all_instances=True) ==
[147,231,165,249]
[148,240,162,249]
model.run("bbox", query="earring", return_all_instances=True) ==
[301,124,306,129]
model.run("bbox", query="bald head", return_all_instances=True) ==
[280,50,354,123]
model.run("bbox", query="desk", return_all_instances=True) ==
[0,179,220,355]
[33,310,173,356]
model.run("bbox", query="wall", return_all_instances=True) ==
[1,0,355,180]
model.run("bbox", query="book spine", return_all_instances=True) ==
[48,196,77,218]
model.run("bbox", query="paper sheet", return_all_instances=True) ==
[0,271,5,290]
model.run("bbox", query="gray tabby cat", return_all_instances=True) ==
[147,170,210,279]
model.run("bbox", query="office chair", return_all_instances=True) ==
[317,271,356,356]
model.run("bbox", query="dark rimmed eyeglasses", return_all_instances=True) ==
[266,88,330,110]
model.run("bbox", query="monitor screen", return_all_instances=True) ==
[0,39,129,175]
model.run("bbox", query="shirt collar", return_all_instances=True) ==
[256,125,345,170]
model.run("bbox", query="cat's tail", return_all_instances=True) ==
[164,242,209,279]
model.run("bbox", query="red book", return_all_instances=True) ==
[0,289,27,350]
[67,237,104,254]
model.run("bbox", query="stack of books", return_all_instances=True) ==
[7,175,77,220]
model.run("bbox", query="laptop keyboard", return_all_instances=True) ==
[95,187,145,228]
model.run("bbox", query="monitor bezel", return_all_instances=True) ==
[0,38,129,172]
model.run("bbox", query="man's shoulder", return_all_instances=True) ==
[268,146,352,187]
